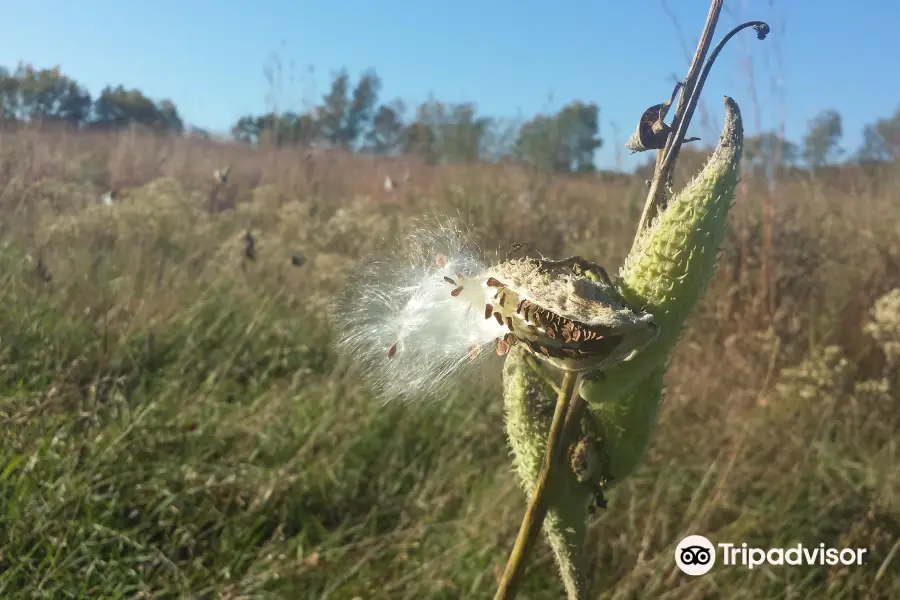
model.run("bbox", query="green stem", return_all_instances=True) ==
[494,370,579,600]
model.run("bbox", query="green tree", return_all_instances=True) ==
[231,115,265,143]
[743,131,799,174]
[232,111,320,147]
[802,109,842,168]
[364,100,406,155]
[316,69,381,149]
[514,113,564,172]
[405,99,491,163]
[403,119,438,163]
[0,66,21,123]
[92,85,183,132]
[0,63,92,125]
[480,117,520,163]
[280,112,320,147]
[858,106,900,162]
[514,101,602,173]
[156,99,183,132]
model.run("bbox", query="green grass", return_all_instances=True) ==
[1,158,898,599]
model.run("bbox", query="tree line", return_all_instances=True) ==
[230,68,603,173]
[2,62,899,172]
[0,63,184,133]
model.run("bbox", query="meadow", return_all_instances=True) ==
[0,125,898,599]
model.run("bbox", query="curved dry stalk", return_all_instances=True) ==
[634,0,769,249]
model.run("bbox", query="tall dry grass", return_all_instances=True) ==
[1,125,898,599]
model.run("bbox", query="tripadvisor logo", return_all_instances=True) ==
[675,535,868,576]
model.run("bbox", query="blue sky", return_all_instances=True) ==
[0,0,895,170]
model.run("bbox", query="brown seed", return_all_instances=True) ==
[443,276,456,285]
[505,316,514,331]
[494,312,504,325]
[486,277,503,288]
[387,343,398,358]
[545,326,557,339]
[450,286,463,297]
[562,321,580,343]
[503,333,519,346]
[496,339,510,355]
[484,303,493,319]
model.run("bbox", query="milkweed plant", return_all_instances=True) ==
[332,7,768,597]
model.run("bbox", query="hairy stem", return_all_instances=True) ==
[495,370,579,600]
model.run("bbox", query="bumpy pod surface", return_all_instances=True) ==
[617,97,744,370]
[575,97,743,490]
[503,346,597,599]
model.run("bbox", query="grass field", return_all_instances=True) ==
[1,127,898,599]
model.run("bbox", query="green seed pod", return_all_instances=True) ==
[619,96,743,367]
[503,346,597,599]
[501,97,743,599]
[580,96,744,482]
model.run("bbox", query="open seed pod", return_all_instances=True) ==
[481,256,659,372]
